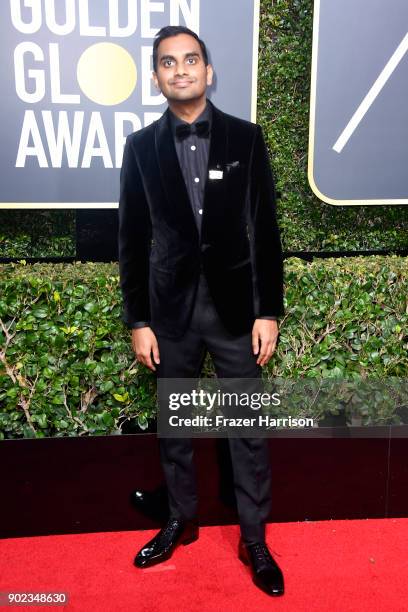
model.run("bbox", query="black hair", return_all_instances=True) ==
[153,25,209,72]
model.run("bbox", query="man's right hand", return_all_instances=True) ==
[131,327,160,372]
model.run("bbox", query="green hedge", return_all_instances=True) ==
[1,0,407,257]
[0,210,75,257]
[0,257,406,438]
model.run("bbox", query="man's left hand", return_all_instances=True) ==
[252,319,279,366]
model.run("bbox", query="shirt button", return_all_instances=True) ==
[198,209,203,214]
[194,177,200,183]
[191,145,196,151]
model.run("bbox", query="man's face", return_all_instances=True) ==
[152,33,213,104]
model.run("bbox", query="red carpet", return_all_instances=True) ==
[1,519,407,611]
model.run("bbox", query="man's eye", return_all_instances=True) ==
[164,60,174,66]
[187,58,196,64]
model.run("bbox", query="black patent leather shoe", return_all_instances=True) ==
[238,538,284,596]
[134,517,199,568]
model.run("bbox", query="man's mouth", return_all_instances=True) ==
[173,80,193,88]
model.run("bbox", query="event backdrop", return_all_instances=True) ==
[0,0,259,209]
[309,0,408,205]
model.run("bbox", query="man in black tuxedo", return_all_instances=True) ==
[118,25,285,596]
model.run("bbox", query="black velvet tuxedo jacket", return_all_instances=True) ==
[118,99,284,339]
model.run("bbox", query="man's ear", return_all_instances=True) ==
[152,71,160,91]
[206,64,214,87]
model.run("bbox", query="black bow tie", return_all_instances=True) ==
[175,120,210,141]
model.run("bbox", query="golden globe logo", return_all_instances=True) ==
[10,0,199,169]
[76,43,137,106]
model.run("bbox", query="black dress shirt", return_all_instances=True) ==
[130,99,277,329]
[169,101,211,238]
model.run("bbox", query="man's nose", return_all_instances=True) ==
[175,62,188,76]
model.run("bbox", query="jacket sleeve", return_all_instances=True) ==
[248,125,284,318]
[118,134,152,328]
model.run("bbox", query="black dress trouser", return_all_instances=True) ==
[152,273,272,545]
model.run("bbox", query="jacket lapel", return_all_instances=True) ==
[155,108,198,237]
[202,100,228,238]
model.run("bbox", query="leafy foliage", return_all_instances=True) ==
[0,258,406,438]
[0,210,75,257]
